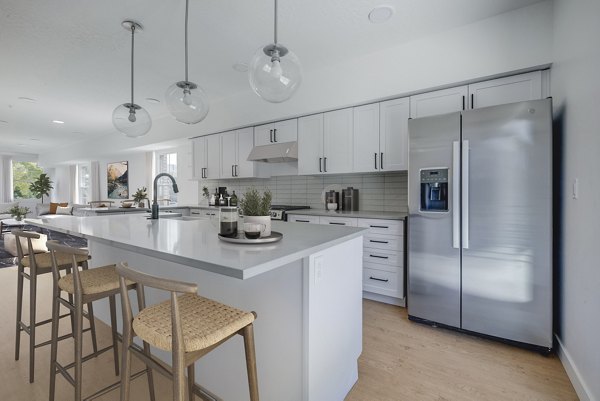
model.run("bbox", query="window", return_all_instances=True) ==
[156,152,178,204]
[77,164,91,204]
[12,161,44,200]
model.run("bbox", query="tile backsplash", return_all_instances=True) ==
[199,171,407,213]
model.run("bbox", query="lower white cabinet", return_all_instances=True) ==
[287,214,405,305]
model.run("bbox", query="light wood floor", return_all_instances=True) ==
[0,266,577,401]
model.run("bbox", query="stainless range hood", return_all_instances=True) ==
[247,141,298,163]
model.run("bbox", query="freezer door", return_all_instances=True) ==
[408,113,461,328]
[461,99,552,348]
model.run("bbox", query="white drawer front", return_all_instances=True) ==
[319,216,358,227]
[363,267,403,298]
[363,248,401,267]
[287,214,320,224]
[357,218,403,236]
[363,234,403,251]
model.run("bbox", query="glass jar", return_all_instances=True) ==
[219,207,238,237]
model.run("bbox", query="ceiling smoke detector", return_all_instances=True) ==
[52,120,65,124]
[368,5,395,24]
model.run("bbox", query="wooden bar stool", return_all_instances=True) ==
[116,262,260,401]
[12,229,94,383]
[46,242,155,401]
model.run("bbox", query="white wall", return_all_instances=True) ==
[38,1,554,166]
[552,1,600,400]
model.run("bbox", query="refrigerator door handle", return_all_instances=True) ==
[452,141,460,249]
[462,140,470,249]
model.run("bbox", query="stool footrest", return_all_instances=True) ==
[83,369,147,401]
[60,344,114,371]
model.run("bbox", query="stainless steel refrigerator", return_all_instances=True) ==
[407,99,553,352]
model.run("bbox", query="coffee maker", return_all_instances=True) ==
[325,190,339,210]
[341,187,359,211]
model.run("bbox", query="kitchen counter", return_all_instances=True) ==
[25,213,364,400]
[288,208,408,220]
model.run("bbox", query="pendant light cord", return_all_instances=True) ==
[274,0,278,45]
[184,0,189,83]
[130,25,135,106]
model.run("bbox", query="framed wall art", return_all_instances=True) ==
[107,161,129,199]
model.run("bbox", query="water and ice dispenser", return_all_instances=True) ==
[420,168,449,212]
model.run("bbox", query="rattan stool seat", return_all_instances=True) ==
[58,265,133,295]
[133,293,255,352]
[22,252,89,268]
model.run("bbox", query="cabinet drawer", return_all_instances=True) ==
[357,219,403,236]
[363,234,403,251]
[363,267,403,298]
[319,216,358,227]
[288,215,319,224]
[363,248,402,267]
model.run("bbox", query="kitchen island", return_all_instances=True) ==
[26,214,365,401]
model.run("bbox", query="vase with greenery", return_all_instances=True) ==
[29,173,53,204]
[7,205,30,221]
[132,187,148,208]
[239,188,272,237]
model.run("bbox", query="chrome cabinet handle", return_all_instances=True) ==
[329,222,345,225]
[296,219,310,223]
[369,225,388,229]
[374,153,378,170]
[369,240,389,244]
[380,152,383,169]
[324,157,327,172]
[269,129,273,143]
[319,157,322,173]
[369,276,389,283]
[273,128,277,142]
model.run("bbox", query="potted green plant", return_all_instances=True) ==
[201,186,210,206]
[8,205,30,221]
[132,187,148,208]
[29,173,53,204]
[239,188,272,237]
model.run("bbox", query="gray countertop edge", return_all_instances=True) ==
[286,209,408,220]
[25,220,366,280]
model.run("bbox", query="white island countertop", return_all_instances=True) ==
[26,214,365,280]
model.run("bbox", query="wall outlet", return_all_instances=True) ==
[572,178,579,200]
[314,255,324,285]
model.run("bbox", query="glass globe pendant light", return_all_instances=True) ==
[165,0,209,124]
[248,0,302,103]
[112,21,152,138]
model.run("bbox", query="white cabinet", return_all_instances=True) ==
[220,127,256,178]
[352,103,380,172]
[319,216,358,227]
[298,114,324,175]
[298,108,353,175]
[410,71,545,119]
[468,71,543,109]
[353,98,410,173]
[287,214,320,224]
[192,135,221,179]
[323,108,353,174]
[410,86,468,118]
[254,118,298,146]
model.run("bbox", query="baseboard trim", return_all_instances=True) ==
[556,335,595,401]
[362,291,405,307]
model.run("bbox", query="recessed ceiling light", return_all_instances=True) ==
[52,120,65,124]
[368,5,395,24]
[0,120,8,124]
[18,97,37,102]
[72,131,85,135]
[232,62,249,72]
[30,138,40,141]
[146,98,161,104]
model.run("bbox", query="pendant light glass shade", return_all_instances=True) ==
[165,81,209,124]
[112,103,152,138]
[248,44,301,103]
[112,21,151,137]
[249,0,301,103]
[166,0,209,124]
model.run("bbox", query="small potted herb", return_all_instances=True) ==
[201,186,210,206]
[239,188,272,237]
[132,187,148,208]
[8,205,31,221]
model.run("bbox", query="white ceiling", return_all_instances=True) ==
[0,0,542,156]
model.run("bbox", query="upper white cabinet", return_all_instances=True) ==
[410,86,468,118]
[192,135,221,179]
[353,98,410,173]
[468,71,543,109]
[298,114,324,175]
[298,109,353,175]
[254,118,298,146]
[410,71,545,119]
[220,127,256,178]
[353,103,380,172]
[323,108,353,174]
